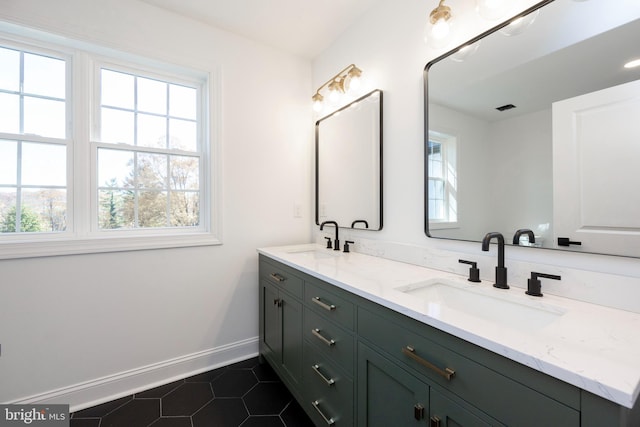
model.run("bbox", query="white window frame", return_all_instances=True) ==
[428,130,458,230]
[0,27,221,260]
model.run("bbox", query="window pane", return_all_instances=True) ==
[98,188,129,229]
[101,69,134,109]
[101,107,134,144]
[98,148,134,188]
[22,142,66,186]
[23,97,66,138]
[137,152,167,189]
[169,155,199,190]
[137,113,166,148]
[137,77,166,114]
[0,47,20,92]
[0,140,17,184]
[170,191,199,226]
[138,190,167,227]
[0,189,17,232]
[22,188,67,232]
[0,93,20,134]
[169,84,196,119]
[169,118,197,151]
[23,53,66,99]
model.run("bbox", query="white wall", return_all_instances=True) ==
[312,0,640,313]
[0,0,312,409]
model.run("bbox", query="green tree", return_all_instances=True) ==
[0,206,42,233]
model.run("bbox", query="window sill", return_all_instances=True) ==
[0,232,221,260]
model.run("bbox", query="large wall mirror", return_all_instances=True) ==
[425,0,640,257]
[316,89,383,230]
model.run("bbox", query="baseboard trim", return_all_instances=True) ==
[11,337,259,412]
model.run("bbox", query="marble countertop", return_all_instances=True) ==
[258,243,640,409]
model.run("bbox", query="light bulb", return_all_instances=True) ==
[431,18,450,40]
[313,99,324,113]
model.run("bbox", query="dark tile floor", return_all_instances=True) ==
[70,357,314,427]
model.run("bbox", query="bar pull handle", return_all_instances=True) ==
[269,273,285,282]
[414,403,425,420]
[402,346,455,381]
[311,400,335,425]
[311,364,335,386]
[312,296,336,311]
[430,416,441,427]
[312,328,336,347]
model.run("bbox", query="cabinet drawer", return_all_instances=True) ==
[304,308,354,373]
[358,307,579,427]
[259,257,303,299]
[305,279,354,330]
[303,342,354,426]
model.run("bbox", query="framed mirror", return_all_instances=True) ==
[425,0,640,257]
[316,89,383,230]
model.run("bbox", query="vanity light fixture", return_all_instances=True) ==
[499,10,540,36]
[312,64,363,113]
[424,0,454,48]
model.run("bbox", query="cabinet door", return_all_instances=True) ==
[281,294,303,387]
[261,279,281,359]
[430,389,502,427]
[357,343,428,427]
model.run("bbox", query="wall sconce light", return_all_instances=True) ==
[312,64,363,113]
[424,0,454,48]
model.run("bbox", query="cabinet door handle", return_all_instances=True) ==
[269,273,285,282]
[312,328,336,347]
[311,364,335,386]
[311,400,335,425]
[312,296,336,311]
[402,346,455,381]
[273,298,282,307]
[430,416,441,427]
[414,403,425,420]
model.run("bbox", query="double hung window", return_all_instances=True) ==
[427,131,457,227]
[0,32,214,258]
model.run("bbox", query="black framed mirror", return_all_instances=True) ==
[316,89,383,230]
[425,0,640,257]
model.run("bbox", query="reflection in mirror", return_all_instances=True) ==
[316,89,382,230]
[425,0,640,257]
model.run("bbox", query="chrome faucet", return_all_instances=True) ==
[481,232,509,289]
[320,221,340,251]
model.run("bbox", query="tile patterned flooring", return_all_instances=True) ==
[70,357,314,427]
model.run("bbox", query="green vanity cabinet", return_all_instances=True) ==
[259,258,304,394]
[258,254,640,426]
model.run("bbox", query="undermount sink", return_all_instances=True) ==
[285,247,341,259]
[395,278,566,331]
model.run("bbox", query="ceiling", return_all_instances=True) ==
[138,0,383,59]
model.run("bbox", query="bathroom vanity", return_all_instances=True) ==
[258,244,640,426]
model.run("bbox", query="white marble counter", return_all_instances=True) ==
[258,243,640,409]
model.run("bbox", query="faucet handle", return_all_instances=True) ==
[526,272,561,297]
[343,240,354,253]
[458,259,480,282]
[324,237,332,249]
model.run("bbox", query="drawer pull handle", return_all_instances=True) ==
[312,296,336,311]
[269,273,285,282]
[402,346,455,381]
[312,328,336,347]
[311,400,335,425]
[430,416,441,427]
[311,364,335,386]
